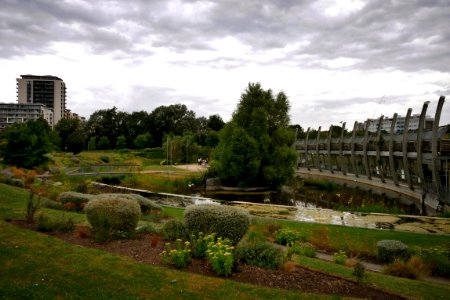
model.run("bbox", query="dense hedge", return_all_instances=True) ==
[377,240,410,263]
[58,192,94,212]
[184,204,250,245]
[235,241,286,269]
[85,196,141,242]
[94,193,161,214]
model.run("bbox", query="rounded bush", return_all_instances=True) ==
[377,240,410,263]
[85,196,141,242]
[162,219,189,241]
[235,241,286,269]
[58,192,94,212]
[95,193,161,214]
[184,204,250,245]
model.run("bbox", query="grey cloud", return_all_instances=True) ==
[1,0,449,74]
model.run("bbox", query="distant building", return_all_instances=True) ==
[364,114,434,133]
[16,75,66,125]
[0,103,53,130]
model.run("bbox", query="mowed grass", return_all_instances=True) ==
[295,255,450,300]
[1,183,450,299]
[1,221,328,300]
[0,184,331,299]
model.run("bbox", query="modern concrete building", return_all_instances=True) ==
[16,75,66,125]
[364,114,434,133]
[0,103,53,130]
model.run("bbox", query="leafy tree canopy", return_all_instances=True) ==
[213,83,298,188]
[0,118,52,168]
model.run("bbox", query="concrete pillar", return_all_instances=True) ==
[339,122,346,175]
[363,119,371,179]
[416,101,430,190]
[388,113,399,186]
[351,121,358,177]
[432,96,445,194]
[376,116,385,182]
[316,126,322,171]
[402,108,413,189]
[327,125,333,173]
[305,127,310,170]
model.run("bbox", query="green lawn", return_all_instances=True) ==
[1,183,450,299]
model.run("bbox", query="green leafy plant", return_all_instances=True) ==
[160,239,191,268]
[184,204,250,245]
[235,240,285,269]
[206,237,234,276]
[412,246,450,278]
[162,219,189,241]
[287,241,316,258]
[377,240,410,263]
[352,262,366,283]
[190,232,215,258]
[275,228,307,245]
[333,250,348,265]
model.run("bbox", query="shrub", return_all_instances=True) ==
[275,228,307,245]
[73,182,88,193]
[377,240,410,263]
[160,239,191,268]
[100,176,123,185]
[206,237,234,276]
[162,219,189,241]
[136,223,158,234]
[235,241,285,269]
[333,250,348,265]
[190,232,215,258]
[94,193,161,214]
[288,241,316,258]
[41,199,64,210]
[352,262,366,283]
[36,212,75,233]
[383,258,420,279]
[100,155,110,163]
[58,192,94,212]
[184,204,250,245]
[308,227,331,251]
[412,246,450,277]
[85,196,141,242]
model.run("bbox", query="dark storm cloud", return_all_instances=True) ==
[1,0,449,73]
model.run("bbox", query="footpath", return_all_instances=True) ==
[315,251,450,285]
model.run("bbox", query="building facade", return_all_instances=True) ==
[16,75,66,125]
[0,103,53,130]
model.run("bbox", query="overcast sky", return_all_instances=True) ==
[0,0,449,129]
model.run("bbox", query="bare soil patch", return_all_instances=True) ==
[9,220,407,300]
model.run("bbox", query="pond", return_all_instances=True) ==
[203,178,420,215]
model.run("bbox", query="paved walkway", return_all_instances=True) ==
[315,251,450,285]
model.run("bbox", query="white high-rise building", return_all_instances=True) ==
[16,75,66,125]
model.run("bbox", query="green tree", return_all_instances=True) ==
[66,130,86,154]
[0,118,52,168]
[213,83,298,187]
[87,137,96,151]
[133,133,152,149]
[54,118,82,151]
[97,136,110,150]
[207,114,225,131]
[116,135,127,149]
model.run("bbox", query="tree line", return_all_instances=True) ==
[1,83,300,188]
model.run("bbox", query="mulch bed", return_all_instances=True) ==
[10,221,406,299]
